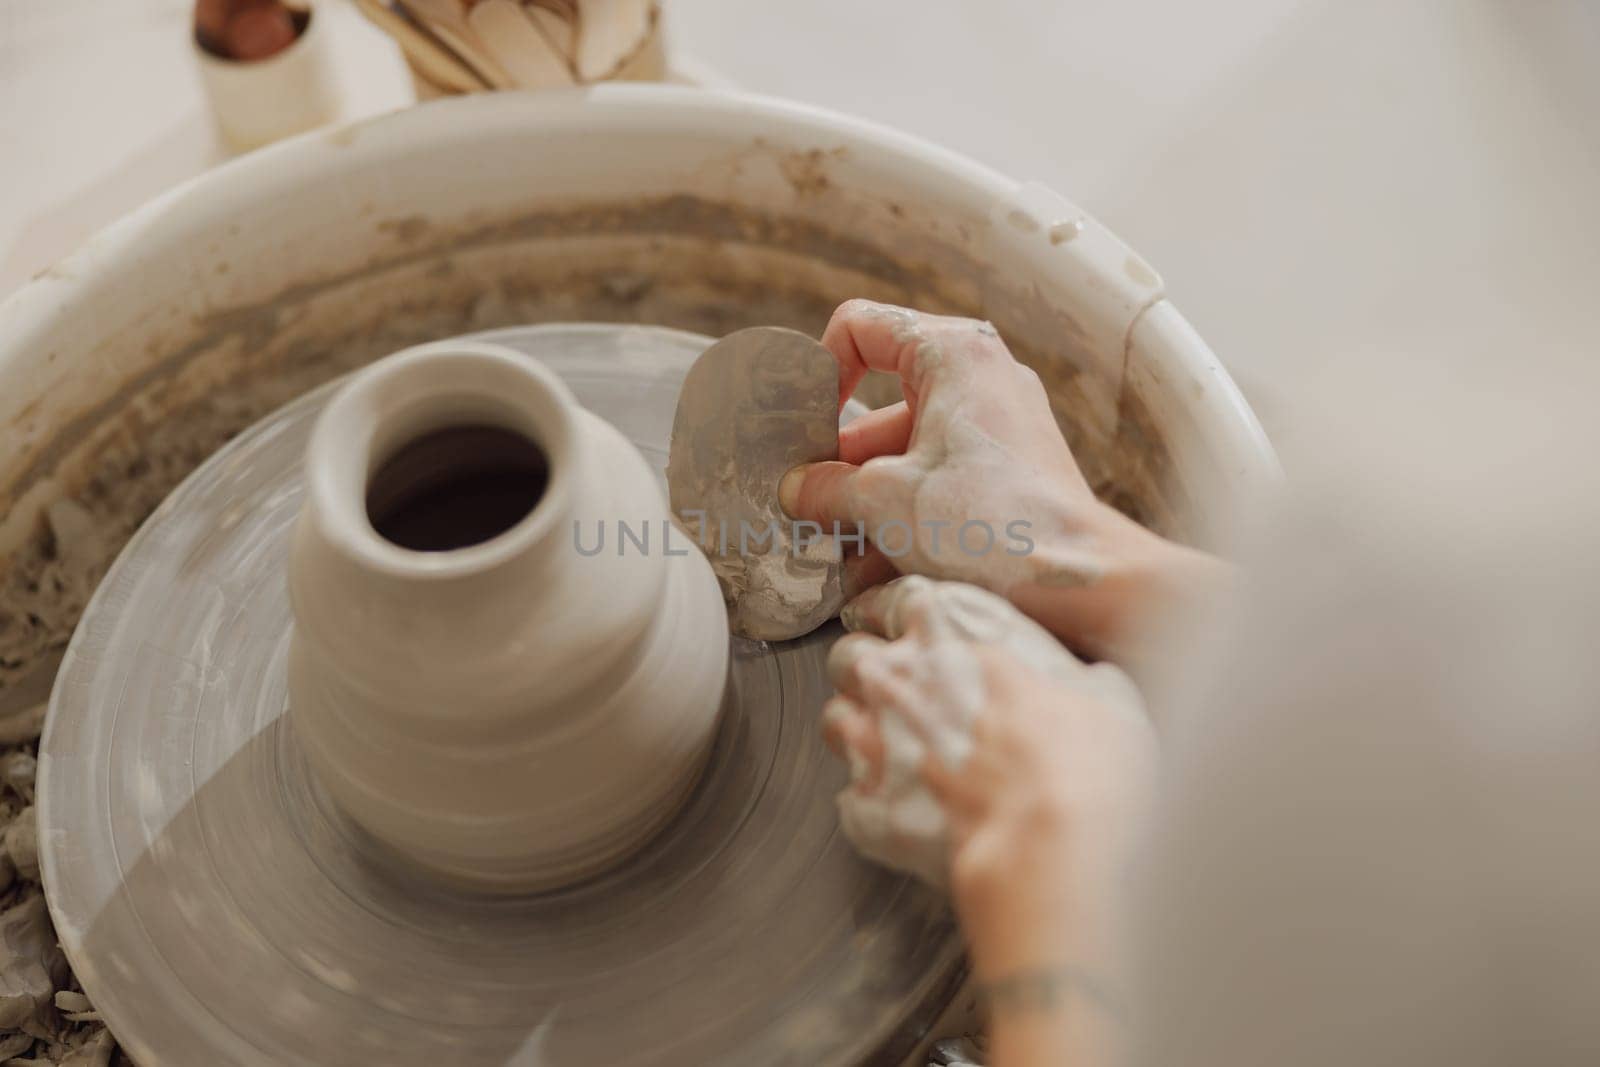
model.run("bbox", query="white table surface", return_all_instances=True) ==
[4,0,1598,449]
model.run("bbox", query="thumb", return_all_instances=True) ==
[778,460,862,527]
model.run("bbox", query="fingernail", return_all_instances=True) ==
[840,587,883,633]
[777,465,807,517]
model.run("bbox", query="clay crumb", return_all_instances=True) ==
[1048,219,1084,245]
[1004,209,1040,233]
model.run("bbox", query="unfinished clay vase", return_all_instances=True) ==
[287,340,728,891]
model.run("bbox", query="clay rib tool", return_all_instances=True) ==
[667,326,847,642]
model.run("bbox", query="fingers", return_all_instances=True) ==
[821,696,885,790]
[839,575,940,639]
[778,460,857,527]
[840,578,903,638]
[829,629,949,779]
[919,750,975,820]
[839,401,914,465]
[829,627,944,746]
[822,299,1014,412]
[831,636,951,754]
[827,632,888,694]
[842,544,899,600]
[822,299,920,409]
[779,453,917,530]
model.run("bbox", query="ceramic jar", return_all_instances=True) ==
[287,340,728,891]
[193,1,341,151]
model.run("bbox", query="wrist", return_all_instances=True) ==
[950,804,1122,977]
[958,869,1124,997]
[1013,505,1227,666]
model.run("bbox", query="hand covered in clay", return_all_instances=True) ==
[822,575,1154,899]
[782,299,1229,665]
[779,299,1115,594]
[824,575,1156,1067]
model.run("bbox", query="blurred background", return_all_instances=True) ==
[3,0,1597,450]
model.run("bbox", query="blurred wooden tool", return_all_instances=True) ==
[353,0,489,92]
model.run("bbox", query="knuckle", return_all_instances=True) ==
[887,574,944,630]
[859,642,913,692]
[837,297,882,319]
[847,457,913,516]
[888,573,936,604]
[935,315,1009,358]
[940,584,1018,642]
[827,632,880,687]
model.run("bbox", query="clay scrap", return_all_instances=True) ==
[0,761,116,1065]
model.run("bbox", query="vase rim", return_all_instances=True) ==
[304,340,579,582]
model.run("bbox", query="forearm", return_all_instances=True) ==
[958,818,1135,1067]
[1011,506,1231,671]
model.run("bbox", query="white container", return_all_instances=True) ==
[194,2,341,151]
[287,340,728,891]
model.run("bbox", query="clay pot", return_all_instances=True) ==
[286,340,728,891]
[193,1,341,151]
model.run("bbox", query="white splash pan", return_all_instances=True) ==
[0,86,1275,560]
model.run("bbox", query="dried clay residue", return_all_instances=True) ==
[0,741,120,1065]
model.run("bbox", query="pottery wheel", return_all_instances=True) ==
[38,324,965,1066]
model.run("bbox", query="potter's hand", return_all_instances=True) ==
[780,299,1228,667]
[778,299,1100,593]
[823,576,1154,1067]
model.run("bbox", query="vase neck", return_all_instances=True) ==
[303,341,579,589]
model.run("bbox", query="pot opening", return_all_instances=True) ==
[366,425,550,552]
